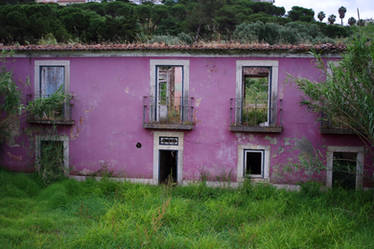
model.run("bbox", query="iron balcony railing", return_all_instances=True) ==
[143,96,194,126]
[320,113,354,134]
[230,97,282,128]
[26,94,73,124]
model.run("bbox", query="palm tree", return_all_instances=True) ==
[348,17,356,26]
[317,11,326,22]
[338,6,347,25]
[328,14,336,24]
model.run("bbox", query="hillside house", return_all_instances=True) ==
[0,43,372,190]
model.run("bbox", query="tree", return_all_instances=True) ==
[317,11,325,22]
[348,17,356,26]
[287,6,314,22]
[294,35,374,146]
[328,14,336,24]
[338,6,347,25]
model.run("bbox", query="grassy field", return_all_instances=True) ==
[0,169,374,249]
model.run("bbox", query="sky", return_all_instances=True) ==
[275,0,374,23]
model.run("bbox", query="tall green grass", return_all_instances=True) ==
[0,169,373,249]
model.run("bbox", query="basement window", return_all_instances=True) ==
[244,149,264,178]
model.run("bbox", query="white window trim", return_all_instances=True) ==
[34,60,70,98]
[35,135,70,175]
[237,144,270,182]
[326,146,364,190]
[236,60,279,126]
[153,131,184,184]
[149,59,190,98]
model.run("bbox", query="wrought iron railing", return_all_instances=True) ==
[143,96,194,125]
[26,94,73,123]
[320,113,353,134]
[230,97,282,128]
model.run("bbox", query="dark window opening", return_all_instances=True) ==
[241,67,270,126]
[159,150,178,184]
[156,66,183,123]
[245,150,264,177]
[333,152,357,190]
[40,140,65,177]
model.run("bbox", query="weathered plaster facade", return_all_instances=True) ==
[1,45,373,188]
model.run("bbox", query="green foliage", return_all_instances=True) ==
[0,52,22,144]
[0,169,373,248]
[37,140,66,186]
[0,2,356,45]
[26,87,71,121]
[293,35,374,146]
[288,6,315,22]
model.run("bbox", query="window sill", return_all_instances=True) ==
[230,125,282,133]
[320,127,354,135]
[28,119,75,126]
[144,123,194,131]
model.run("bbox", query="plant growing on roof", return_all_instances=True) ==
[27,86,71,121]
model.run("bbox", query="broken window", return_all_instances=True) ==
[241,67,270,126]
[333,152,357,189]
[40,66,65,98]
[156,65,184,122]
[244,149,264,177]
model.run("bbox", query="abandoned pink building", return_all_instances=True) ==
[1,43,373,190]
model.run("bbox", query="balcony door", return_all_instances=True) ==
[156,66,184,123]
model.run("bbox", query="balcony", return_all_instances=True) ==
[143,96,195,130]
[26,94,74,125]
[320,114,354,135]
[229,98,282,133]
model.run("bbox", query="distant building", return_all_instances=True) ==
[35,0,100,5]
[252,0,275,3]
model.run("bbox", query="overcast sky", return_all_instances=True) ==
[275,0,374,23]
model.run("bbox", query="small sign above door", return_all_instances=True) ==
[159,137,179,146]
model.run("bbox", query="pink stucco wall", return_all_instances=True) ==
[1,54,373,186]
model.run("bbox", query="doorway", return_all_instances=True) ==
[332,152,357,190]
[159,150,178,184]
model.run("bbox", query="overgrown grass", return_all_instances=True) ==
[0,169,373,249]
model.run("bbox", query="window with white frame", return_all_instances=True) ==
[35,60,70,98]
[236,61,278,126]
[34,60,70,120]
[326,146,364,190]
[149,60,189,123]
[237,144,270,181]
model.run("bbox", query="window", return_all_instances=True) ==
[326,146,364,190]
[235,61,278,127]
[244,149,264,178]
[237,144,270,182]
[35,135,69,175]
[34,60,70,121]
[35,60,70,98]
[149,60,190,124]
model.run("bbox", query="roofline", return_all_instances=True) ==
[0,43,346,57]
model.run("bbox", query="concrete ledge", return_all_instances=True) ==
[70,175,156,184]
[320,127,354,135]
[230,125,283,133]
[28,119,75,125]
[144,123,194,131]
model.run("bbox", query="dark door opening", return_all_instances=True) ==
[333,152,357,190]
[159,150,178,184]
